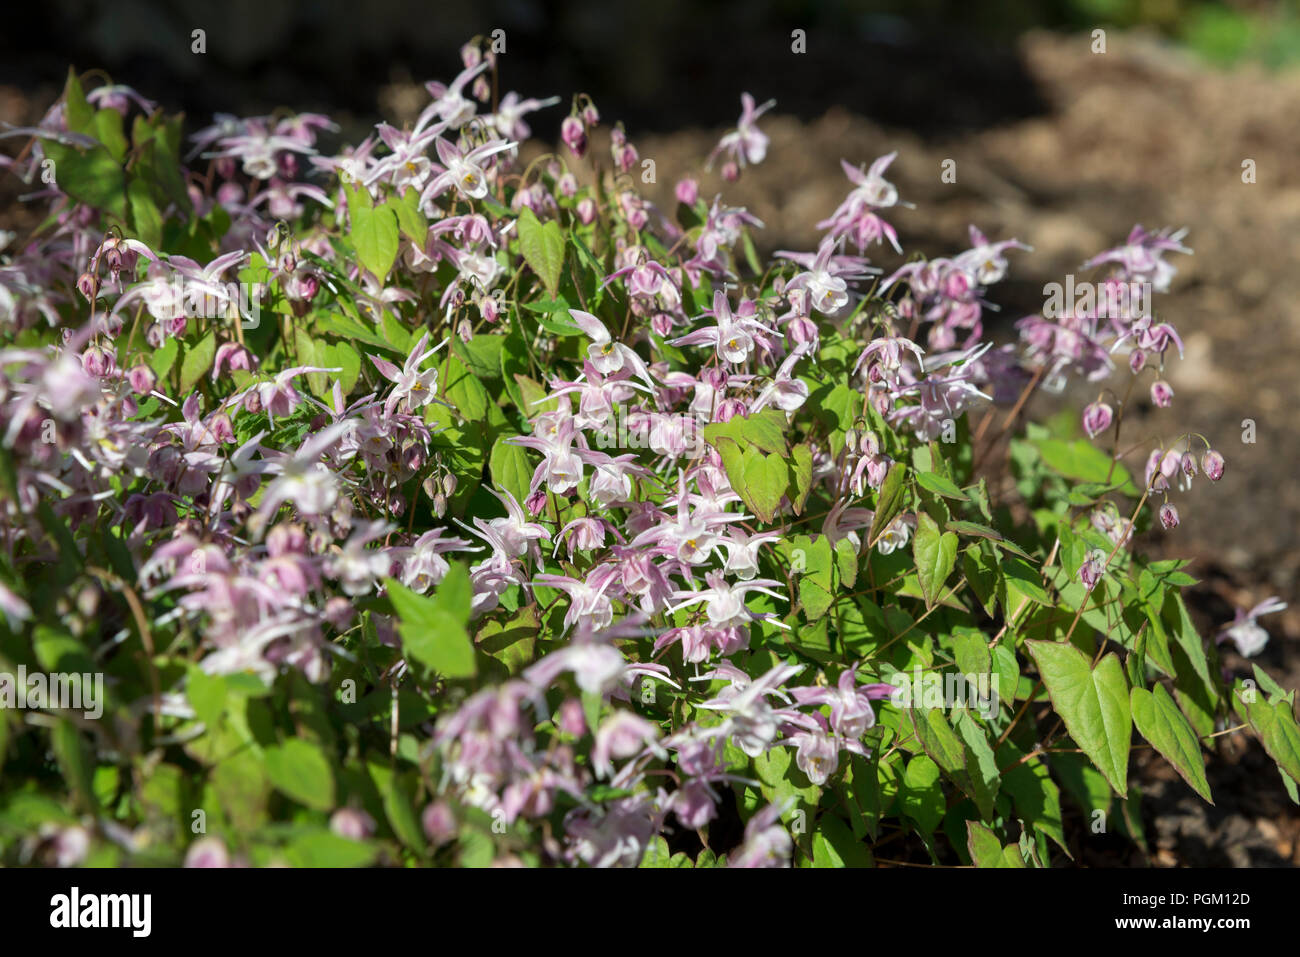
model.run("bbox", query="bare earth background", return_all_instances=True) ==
[2,27,1297,865]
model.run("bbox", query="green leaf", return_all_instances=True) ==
[476,606,538,675]
[742,449,788,524]
[867,463,908,548]
[264,739,336,811]
[1131,684,1213,803]
[900,754,945,835]
[40,140,127,222]
[179,331,217,393]
[284,829,376,868]
[912,513,958,610]
[790,443,813,514]
[149,335,179,380]
[1236,686,1300,787]
[367,761,425,850]
[522,297,584,336]
[787,534,834,621]
[454,335,504,383]
[954,709,1001,820]
[91,108,128,163]
[386,188,428,244]
[998,741,1069,857]
[701,408,788,457]
[489,437,533,506]
[909,705,966,776]
[1032,437,1138,495]
[811,814,873,867]
[716,438,787,524]
[442,354,489,421]
[963,543,999,617]
[51,720,98,813]
[966,821,1022,867]
[517,207,565,300]
[915,471,965,500]
[127,177,163,249]
[1027,641,1131,796]
[349,191,400,281]
[62,68,94,135]
[319,340,361,394]
[386,566,476,679]
[186,667,227,730]
[945,520,1032,560]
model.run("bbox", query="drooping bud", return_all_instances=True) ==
[1129,348,1147,373]
[324,596,354,630]
[1201,449,1225,481]
[213,341,253,380]
[560,115,587,157]
[1159,502,1180,530]
[80,344,115,377]
[1082,400,1113,439]
[127,364,156,395]
[614,143,638,176]
[330,807,376,841]
[77,272,98,302]
[1079,550,1105,590]
[558,697,587,736]
[422,801,457,845]
[1150,380,1174,408]
[675,177,699,206]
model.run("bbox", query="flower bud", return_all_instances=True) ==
[1201,449,1225,481]
[127,364,156,395]
[721,161,740,183]
[787,316,819,350]
[184,836,230,869]
[1079,550,1105,590]
[1129,348,1147,373]
[675,177,699,206]
[324,596,354,630]
[615,143,638,175]
[422,801,457,845]
[213,342,253,380]
[561,115,587,157]
[330,808,376,841]
[80,344,115,378]
[1150,380,1174,408]
[558,697,587,736]
[77,272,98,301]
[576,197,597,225]
[1082,400,1113,439]
[1159,502,1180,530]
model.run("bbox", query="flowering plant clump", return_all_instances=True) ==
[0,45,1295,868]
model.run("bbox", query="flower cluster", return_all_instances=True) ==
[0,48,1291,870]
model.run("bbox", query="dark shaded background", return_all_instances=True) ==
[1,0,1066,136]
